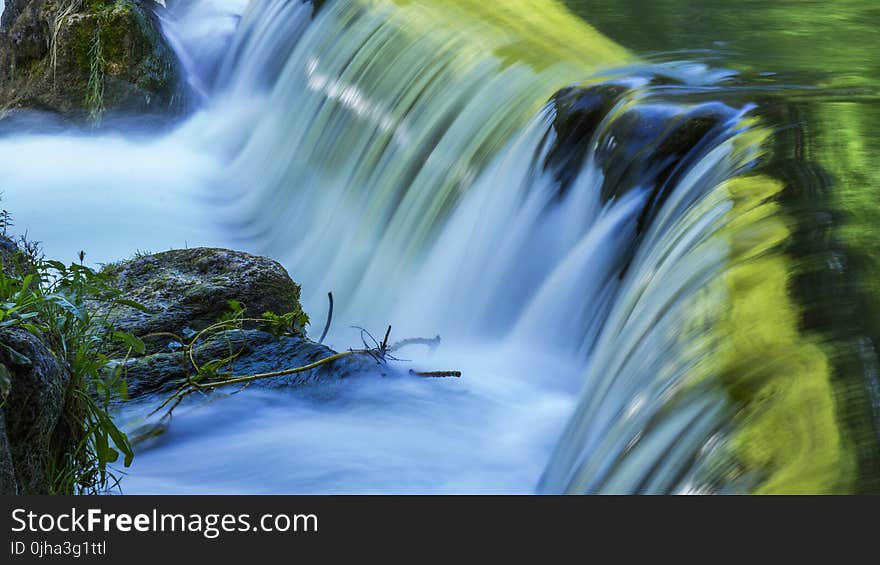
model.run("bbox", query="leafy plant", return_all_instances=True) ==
[86,20,106,127]
[260,309,310,337]
[0,245,148,494]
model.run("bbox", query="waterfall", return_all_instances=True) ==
[212,0,630,330]
[0,0,858,493]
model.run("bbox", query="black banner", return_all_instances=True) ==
[0,496,871,561]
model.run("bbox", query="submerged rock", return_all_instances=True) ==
[548,76,739,232]
[0,0,185,123]
[117,329,382,399]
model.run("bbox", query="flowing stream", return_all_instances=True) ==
[1,0,877,493]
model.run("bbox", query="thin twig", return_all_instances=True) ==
[380,325,392,356]
[318,292,333,344]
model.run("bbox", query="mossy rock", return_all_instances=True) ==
[98,248,307,353]
[0,0,185,123]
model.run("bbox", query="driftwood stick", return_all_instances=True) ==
[409,369,461,378]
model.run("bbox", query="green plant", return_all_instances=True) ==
[260,309,310,337]
[0,209,14,236]
[0,246,148,494]
[85,20,106,126]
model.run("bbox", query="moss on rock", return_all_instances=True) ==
[0,0,185,123]
[98,248,307,353]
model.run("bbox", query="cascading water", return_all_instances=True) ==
[0,0,871,493]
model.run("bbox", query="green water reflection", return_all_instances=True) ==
[565,0,880,491]
[565,0,880,88]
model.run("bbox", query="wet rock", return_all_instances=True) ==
[549,77,738,232]
[116,329,382,399]
[0,328,70,494]
[0,0,185,123]
[594,99,734,217]
[546,81,630,194]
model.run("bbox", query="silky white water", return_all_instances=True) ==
[0,0,760,493]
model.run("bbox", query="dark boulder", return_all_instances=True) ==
[0,328,70,494]
[0,410,18,494]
